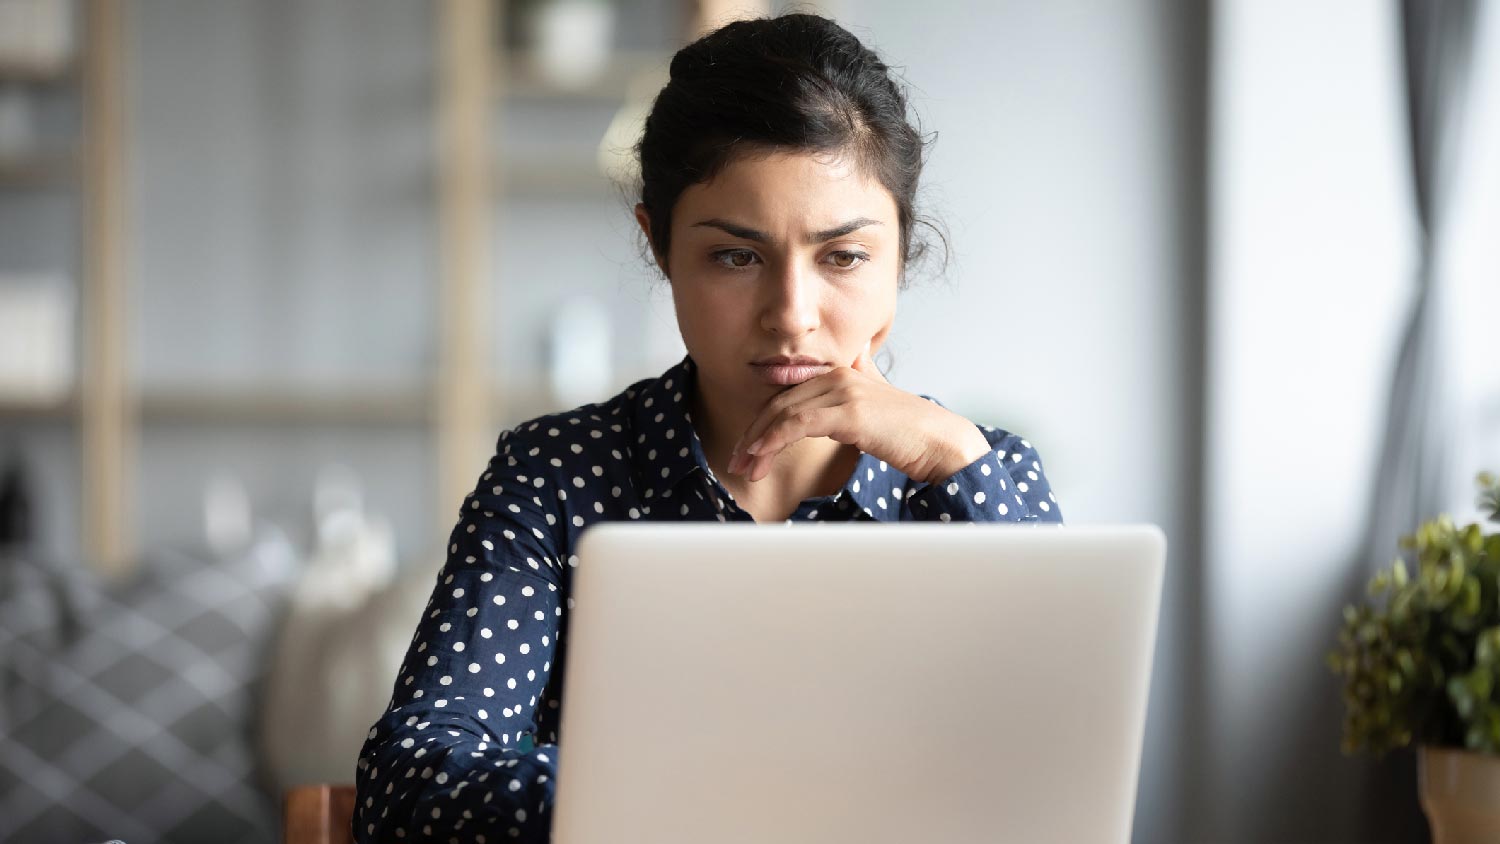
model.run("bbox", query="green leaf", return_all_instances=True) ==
[1459,576,1482,619]
[1478,628,1500,667]
[1450,676,1476,719]
[1397,648,1416,678]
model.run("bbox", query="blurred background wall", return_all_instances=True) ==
[1,0,1497,842]
[837,3,1206,842]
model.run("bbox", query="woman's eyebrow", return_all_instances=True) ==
[810,218,883,242]
[689,217,884,243]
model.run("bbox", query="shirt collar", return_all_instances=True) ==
[628,356,713,498]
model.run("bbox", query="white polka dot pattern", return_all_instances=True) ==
[352,356,1061,842]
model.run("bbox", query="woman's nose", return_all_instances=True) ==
[758,259,820,338]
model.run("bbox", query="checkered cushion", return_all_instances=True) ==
[0,532,298,844]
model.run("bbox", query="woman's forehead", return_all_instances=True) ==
[674,149,897,234]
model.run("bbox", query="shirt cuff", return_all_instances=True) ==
[905,447,1032,522]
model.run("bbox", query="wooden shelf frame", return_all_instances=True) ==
[1,384,560,427]
[435,0,497,547]
[51,0,717,571]
[0,57,78,84]
[49,1,505,571]
[0,149,78,187]
[79,0,133,576]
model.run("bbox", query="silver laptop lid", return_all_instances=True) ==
[554,524,1165,844]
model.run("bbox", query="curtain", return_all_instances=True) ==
[1362,0,1480,567]
[1353,1,1481,839]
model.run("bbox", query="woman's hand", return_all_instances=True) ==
[726,346,993,485]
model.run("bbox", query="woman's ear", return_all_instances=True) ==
[633,203,669,278]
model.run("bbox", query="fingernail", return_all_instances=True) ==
[729,453,743,474]
[746,438,764,456]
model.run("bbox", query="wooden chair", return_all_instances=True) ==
[283,784,356,844]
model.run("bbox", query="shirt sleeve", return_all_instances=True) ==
[903,421,1064,524]
[354,428,570,843]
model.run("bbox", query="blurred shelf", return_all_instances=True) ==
[141,384,570,426]
[0,393,74,420]
[139,387,434,426]
[0,384,565,427]
[501,50,670,102]
[0,148,77,187]
[0,57,76,84]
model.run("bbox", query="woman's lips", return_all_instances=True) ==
[750,362,832,386]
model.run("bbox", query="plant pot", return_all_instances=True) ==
[1419,745,1500,844]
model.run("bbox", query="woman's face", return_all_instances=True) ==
[637,149,901,413]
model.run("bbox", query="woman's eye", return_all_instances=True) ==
[712,249,758,269]
[827,251,869,269]
[710,249,867,270]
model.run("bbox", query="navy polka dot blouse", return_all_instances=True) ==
[353,356,1062,843]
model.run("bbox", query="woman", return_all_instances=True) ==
[354,13,1062,843]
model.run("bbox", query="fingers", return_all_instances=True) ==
[739,404,843,481]
[729,400,831,478]
[729,390,851,480]
[730,377,835,466]
[851,341,888,384]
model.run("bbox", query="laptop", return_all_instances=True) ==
[552,523,1165,844]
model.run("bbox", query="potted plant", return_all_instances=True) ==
[1330,471,1500,844]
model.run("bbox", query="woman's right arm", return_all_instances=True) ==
[354,429,570,843]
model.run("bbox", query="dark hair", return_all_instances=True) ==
[635,13,943,285]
